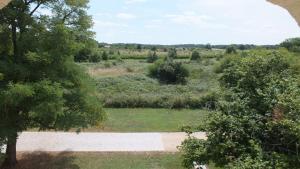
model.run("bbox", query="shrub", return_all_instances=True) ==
[190,51,201,61]
[104,62,111,68]
[89,52,101,62]
[149,60,189,84]
[225,45,237,54]
[102,51,109,60]
[102,94,217,109]
[146,51,159,63]
[168,48,177,59]
[74,48,92,62]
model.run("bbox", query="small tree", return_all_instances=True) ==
[225,45,237,54]
[136,44,142,52]
[151,46,157,51]
[168,48,177,59]
[205,43,212,50]
[102,51,109,61]
[74,48,92,62]
[149,59,189,84]
[190,51,201,61]
[147,51,159,63]
[89,51,102,63]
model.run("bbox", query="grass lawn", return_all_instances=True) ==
[14,152,219,169]
[85,108,212,132]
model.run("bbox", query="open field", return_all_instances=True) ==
[91,108,212,132]
[10,152,219,169]
[82,57,220,109]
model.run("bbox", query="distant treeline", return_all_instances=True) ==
[98,42,279,50]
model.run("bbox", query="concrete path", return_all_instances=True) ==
[1,132,206,153]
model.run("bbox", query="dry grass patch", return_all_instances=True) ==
[88,67,134,77]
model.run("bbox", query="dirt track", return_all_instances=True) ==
[1,132,206,153]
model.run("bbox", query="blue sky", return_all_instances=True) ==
[88,0,300,45]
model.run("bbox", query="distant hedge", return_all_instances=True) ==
[101,92,218,110]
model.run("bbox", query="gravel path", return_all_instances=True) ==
[1,132,206,153]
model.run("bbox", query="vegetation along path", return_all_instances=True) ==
[1,132,206,153]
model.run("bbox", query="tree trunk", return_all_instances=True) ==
[11,22,18,61]
[1,137,17,169]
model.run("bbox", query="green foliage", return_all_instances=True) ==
[0,0,105,165]
[280,38,300,52]
[204,44,212,50]
[225,45,237,54]
[190,51,201,61]
[102,51,109,60]
[90,59,219,109]
[75,48,93,62]
[89,51,102,63]
[146,51,159,63]
[168,48,177,59]
[149,59,189,84]
[136,44,142,51]
[180,50,300,168]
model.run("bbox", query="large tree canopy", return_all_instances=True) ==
[180,49,300,169]
[0,0,105,168]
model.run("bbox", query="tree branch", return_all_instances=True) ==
[29,2,41,16]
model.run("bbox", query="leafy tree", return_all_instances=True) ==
[0,0,105,167]
[180,50,300,168]
[190,51,201,61]
[102,51,109,60]
[146,51,158,63]
[168,48,177,59]
[204,43,212,50]
[148,59,189,84]
[280,38,300,52]
[151,46,157,51]
[136,44,142,52]
[225,45,237,54]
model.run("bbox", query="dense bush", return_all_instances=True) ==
[89,52,102,62]
[168,48,177,59]
[102,51,109,60]
[102,93,218,109]
[146,51,159,63]
[225,45,237,54]
[148,59,189,84]
[74,48,92,62]
[180,50,300,169]
[190,51,201,61]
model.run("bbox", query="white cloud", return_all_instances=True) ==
[164,12,228,29]
[125,0,147,5]
[116,13,137,20]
